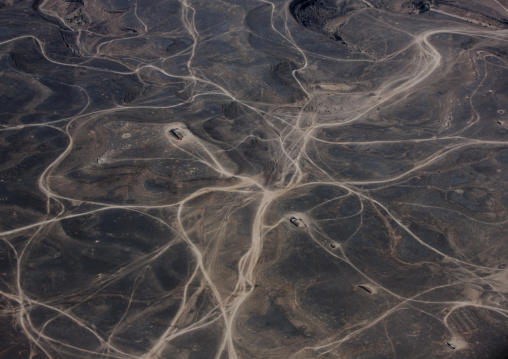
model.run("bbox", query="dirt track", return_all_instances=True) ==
[1,0,508,358]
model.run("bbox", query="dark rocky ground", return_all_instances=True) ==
[1,0,508,358]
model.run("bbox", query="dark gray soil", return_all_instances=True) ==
[1,0,508,358]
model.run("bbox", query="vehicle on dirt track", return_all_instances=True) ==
[170,129,183,140]
[290,216,306,228]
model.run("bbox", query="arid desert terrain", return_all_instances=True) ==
[1,0,508,358]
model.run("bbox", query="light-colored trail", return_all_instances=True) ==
[1,1,508,358]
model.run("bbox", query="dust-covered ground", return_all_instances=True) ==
[1,0,508,358]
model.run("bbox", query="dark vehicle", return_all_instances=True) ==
[170,129,183,140]
[290,216,306,228]
[447,343,456,349]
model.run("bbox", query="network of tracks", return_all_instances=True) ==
[1,0,508,358]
